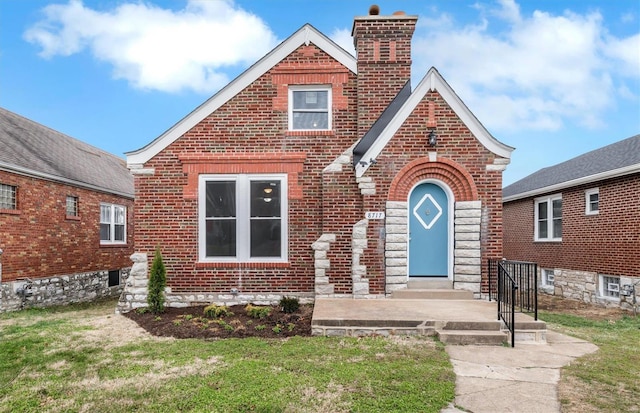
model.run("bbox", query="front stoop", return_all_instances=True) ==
[392,289,474,300]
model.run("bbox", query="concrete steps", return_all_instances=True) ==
[435,320,507,345]
[392,289,474,300]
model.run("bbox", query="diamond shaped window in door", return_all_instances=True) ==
[412,194,442,230]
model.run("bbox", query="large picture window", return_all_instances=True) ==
[199,174,287,262]
[288,86,331,131]
[534,195,562,241]
[100,203,126,244]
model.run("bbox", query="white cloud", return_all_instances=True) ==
[329,28,355,57]
[24,0,279,93]
[412,1,640,132]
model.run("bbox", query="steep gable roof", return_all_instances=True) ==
[354,67,513,178]
[126,24,357,168]
[0,107,134,198]
[503,134,640,202]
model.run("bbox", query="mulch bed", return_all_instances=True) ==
[123,303,314,340]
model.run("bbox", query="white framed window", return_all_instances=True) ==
[534,194,562,241]
[288,86,331,131]
[541,268,555,286]
[0,183,17,210]
[585,188,599,215]
[199,174,288,263]
[599,274,620,299]
[66,196,79,217]
[100,203,126,244]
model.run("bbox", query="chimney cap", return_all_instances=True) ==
[369,5,380,15]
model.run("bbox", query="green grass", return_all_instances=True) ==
[539,311,640,412]
[0,299,455,412]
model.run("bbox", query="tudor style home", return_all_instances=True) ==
[123,7,513,309]
[503,134,640,310]
[0,107,134,311]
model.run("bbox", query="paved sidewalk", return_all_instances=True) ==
[440,331,598,413]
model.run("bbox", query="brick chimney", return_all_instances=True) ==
[352,6,418,136]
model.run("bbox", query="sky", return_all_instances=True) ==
[0,0,638,186]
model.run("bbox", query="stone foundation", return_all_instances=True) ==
[0,269,128,312]
[545,268,639,311]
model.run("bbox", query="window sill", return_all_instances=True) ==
[285,130,334,136]
[0,209,20,215]
[196,261,290,269]
[534,239,562,243]
[66,215,81,221]
[100,242,128,248]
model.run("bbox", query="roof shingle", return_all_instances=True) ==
[0,107,133,198]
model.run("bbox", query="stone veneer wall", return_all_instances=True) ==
[385,200,482,295]
[116,253,314,313]
[0,268,128,312]
[546,268,639,311]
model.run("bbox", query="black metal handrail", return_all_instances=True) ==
[488,259,538,347]
[497,262,517,347]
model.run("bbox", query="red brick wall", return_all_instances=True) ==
[361,91,505,292]
[503,174,640,278]
[0,170,134,281]
[135,45,358,293]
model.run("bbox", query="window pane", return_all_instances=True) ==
[552,199,562,219]
[206,181,236,217]
[100,223,110,241]
[293,91,328,110]
[114,206,125,224]
[250,219,281,257]
[251,181,281,217]
[0,184,16,209]
[115,224,125,241]
[292,112,328,129]
[66,196,78,216]
[537,202,547,220]
[100,204,111,223]
[538,220,548,238]
[589,193,599,211]
[552,199,562,238]
[206,219,236,257]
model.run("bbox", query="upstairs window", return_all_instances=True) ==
[199,174,287,263]
[100,203,126,244]
[66,196,79,217]
[585,188,599,215]
[0,183,17,210]
[535,194,562,241]
[288,86,331,130]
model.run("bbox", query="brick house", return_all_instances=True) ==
[123,8,513,310]
[0,107,134,311]
[503,134,640,310]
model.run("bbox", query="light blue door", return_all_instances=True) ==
[409,183,449,277]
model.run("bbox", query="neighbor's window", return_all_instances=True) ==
[541,269,555,286]
[535,194,562,241]
[199,174,287,262]
[0,183,17,210]
[100,203,126,244]
[66,196,79,217]
[599,274,620,299]
[585,188,599,215]
[288,86,331,130]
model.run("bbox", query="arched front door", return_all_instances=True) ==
[408,182,450,277]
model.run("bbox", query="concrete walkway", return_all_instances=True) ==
[441,330,598,413]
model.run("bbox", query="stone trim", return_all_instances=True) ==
[352,219,370,296]
[356,176,376,196]
[312,234,336,296]
[384,200,482,296]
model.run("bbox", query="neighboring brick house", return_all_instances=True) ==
[503,134,640,310]
[0,107,134,311]
[123,8,513,310]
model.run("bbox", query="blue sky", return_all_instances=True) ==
[1,0,638,186]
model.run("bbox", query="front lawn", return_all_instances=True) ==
[0,299,455,413]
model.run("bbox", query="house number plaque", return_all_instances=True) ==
[365,211,385,219]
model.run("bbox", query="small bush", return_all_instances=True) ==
[272,324,282,334]
[245,304,271,319]
[279,296,300,314]
[147,247,167,314]
[203,304,233,319]
[255,324,266,331]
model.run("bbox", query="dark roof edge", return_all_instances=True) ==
[0,162,134,199]
[503,163,640,202]
[352,80,412,168]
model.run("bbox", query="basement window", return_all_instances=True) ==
[541,269,555,286]
[599,274,620,299]
[288,86,331,131]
